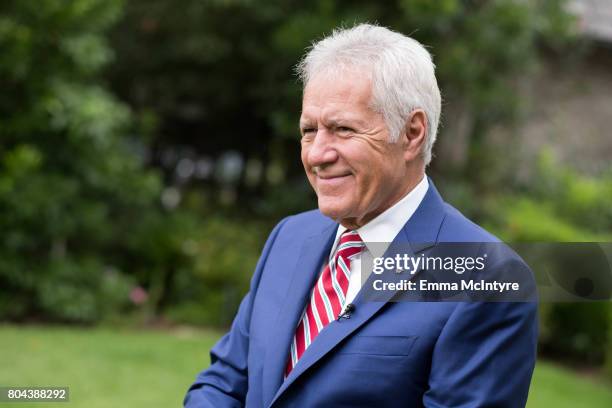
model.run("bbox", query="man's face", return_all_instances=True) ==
[300,70,412,228]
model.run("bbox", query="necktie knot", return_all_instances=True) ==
[335,230,365,261]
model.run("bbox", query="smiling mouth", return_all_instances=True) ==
[315,173,352,189]
[317,173,351,180]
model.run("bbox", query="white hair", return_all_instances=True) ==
[296,23,442,165]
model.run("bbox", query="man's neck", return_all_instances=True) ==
[339,172,426,230]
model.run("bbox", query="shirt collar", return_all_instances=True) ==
[333,175,429,257]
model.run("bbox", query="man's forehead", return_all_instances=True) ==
[300,83,374,125]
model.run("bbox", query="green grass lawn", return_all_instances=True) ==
[0,325,217,407]
[0,325,610,407]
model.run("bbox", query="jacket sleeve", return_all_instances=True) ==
[423,297,538,408]
[183,217,290,408]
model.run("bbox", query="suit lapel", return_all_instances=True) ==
[262,220,337,407]
[268,180,447,407]
[269,230,418,407]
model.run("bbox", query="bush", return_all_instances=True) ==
[0,0,198,324]
[484,154,612,365]
[165,215,271,327]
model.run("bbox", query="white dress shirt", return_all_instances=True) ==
[327,175,429,308]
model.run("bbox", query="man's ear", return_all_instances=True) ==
[402,109,427,162]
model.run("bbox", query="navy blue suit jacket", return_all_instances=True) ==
[184,181,538,407]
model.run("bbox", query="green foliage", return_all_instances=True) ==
[0,0,200,323]
[35,259,133,322]
[486,153,612,242]
[544,303,610,365]
[167,215,270,326]
[608,311,612,380]
[480,154,612,365]
[108,0,575,213]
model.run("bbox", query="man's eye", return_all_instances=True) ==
[337,126,354,133]
[302,128,316,135]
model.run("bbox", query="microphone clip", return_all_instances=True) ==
[337,303,355,321]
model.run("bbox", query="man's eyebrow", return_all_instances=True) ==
[299,117,313,123]
[326,116,367,128]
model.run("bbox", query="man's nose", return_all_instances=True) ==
[306,129,338,167]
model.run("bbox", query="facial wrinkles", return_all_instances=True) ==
[302,97,392,176]
[317,104,388,139]
[300,72,410,229]
[351,129,388,152]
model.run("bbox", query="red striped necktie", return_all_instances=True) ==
[285,230,365,376]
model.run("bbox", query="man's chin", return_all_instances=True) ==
[317,203,347,222]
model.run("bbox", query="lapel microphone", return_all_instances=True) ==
[337,303,355,321]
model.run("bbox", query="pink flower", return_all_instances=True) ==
[130,286,148,305]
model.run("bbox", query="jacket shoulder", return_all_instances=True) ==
[438,203,501,243]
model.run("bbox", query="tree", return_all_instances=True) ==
[0,0,192,322]
[107,0,575,216]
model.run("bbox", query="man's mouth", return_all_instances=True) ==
[315,172,352,189]
[317,173,351,180]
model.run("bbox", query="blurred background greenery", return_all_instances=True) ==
[1,0,611,405]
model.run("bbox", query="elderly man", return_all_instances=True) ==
[185,24,537,408]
